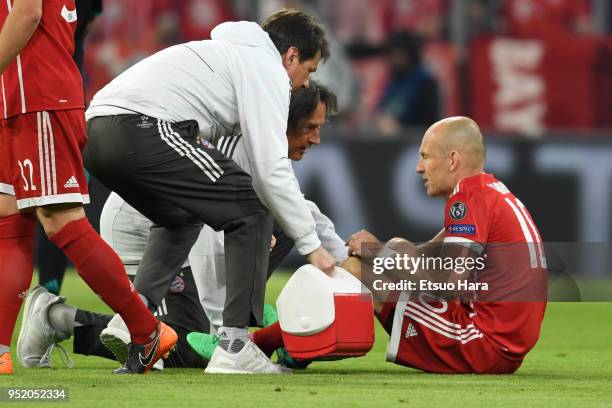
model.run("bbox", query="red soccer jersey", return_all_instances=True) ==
[0,0,84,119]
[443,173,547,360]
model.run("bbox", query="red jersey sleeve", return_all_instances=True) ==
[443,190,489,251]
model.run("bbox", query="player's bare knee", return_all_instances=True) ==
[37,203,86,236]
[386,237,417,254]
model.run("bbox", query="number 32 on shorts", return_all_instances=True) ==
[18,159,37,192]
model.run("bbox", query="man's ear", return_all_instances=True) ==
[449,150,459,172]
[282,46,300,69]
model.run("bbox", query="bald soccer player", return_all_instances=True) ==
[345,116,547,374]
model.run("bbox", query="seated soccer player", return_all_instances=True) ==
[346,116,547,374]
[234,116,547,374]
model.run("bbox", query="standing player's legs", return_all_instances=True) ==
[85,115,277,369]
[3,110,175,373]
[0,193,36,375]
[0,120,36,374]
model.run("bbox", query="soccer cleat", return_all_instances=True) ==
[100,313,130,364]
[101,314,165,371]
[0,352,13,375]
[276,346,311,369]
[204,339,291,374]
[123,322,177,374]
[16,286,72,368]
[186,332,219,361]
[113,359,164,375]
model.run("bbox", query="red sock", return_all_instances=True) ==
[252,322,284,357]
[49,218,157,344]
[0,213,36,346]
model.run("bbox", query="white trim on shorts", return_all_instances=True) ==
[0,183,15,195]
[386,291,410,363]
[16,193,90,210]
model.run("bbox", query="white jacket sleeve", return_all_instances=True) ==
[305,199,348,262]
[233,55,321,256]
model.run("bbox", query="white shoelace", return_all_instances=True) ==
[40,318,73,368]
[40,343,73,368]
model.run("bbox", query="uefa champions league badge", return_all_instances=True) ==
[137,115,155,129]
[450,201,467,221]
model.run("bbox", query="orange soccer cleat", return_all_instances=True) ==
[0,352,14,375]
[123,322,178,374]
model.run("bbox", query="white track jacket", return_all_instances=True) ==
[87,21,321,255]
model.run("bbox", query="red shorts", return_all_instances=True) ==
[0,110,89,209]
[379,292,522,374]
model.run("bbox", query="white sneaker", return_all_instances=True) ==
[16,286,72,368]
[100,313,164,370]
[205,340,292,374]
[100,314,130,364]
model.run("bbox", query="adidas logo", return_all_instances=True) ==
[405,323,418,338]
[64,176,79,189]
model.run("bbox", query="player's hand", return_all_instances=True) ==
[346,229,381,257]
[306,246,336,275]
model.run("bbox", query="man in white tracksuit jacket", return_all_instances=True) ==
[83,10,335,373]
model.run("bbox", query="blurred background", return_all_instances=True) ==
[78,0,611,275]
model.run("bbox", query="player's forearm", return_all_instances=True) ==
[0,0,42,74]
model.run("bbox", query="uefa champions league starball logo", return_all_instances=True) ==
[450,201,467,221]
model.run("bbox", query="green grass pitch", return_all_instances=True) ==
[3,271,612,407]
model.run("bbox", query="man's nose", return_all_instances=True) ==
[310,130,320,145]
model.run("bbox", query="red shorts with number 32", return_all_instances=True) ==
[0,109,89,209]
